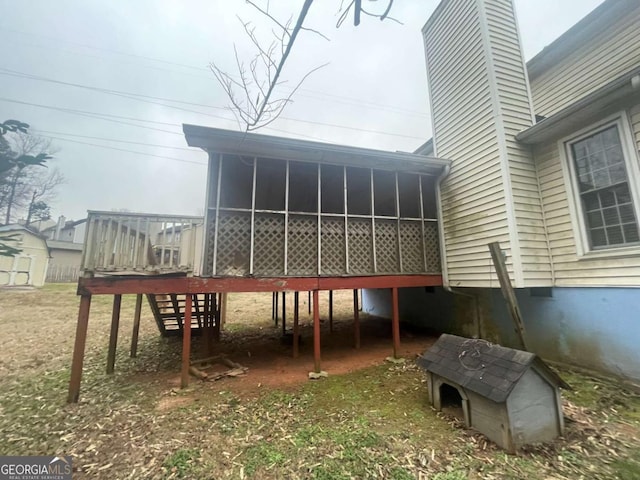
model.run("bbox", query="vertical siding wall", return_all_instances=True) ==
[528,5,640,118]
[423,0,549,287]
[534,102,640,286]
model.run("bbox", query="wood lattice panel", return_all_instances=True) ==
[321,217,346,275]
[375,219,399,273]
[254,214,285,276]
[216,213,251,275]
[424,222,441,273]
[287,216,318,275]
[348,218,373,274]
[400,221,425,273]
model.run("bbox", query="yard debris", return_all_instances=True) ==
[385,356,406,364]
[308,371,328,380]
[189,355,248,382]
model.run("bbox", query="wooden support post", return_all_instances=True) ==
[308,291,311,315]
[274,290,279,326]
[329,290,334,333]
[213,293,221,342]
[313,290,321,373]
[220,292,228,331]
[181,294,193,389]
[282,291,286,335]
[272,292,276,320]
[203,293,214,356]
[67,294,92,403]
[130,294,143,358]
[293,291,300,358]
[488,242,529,351]
[391,287,400,358]
[106,294,122,374]
[353,289,360,349]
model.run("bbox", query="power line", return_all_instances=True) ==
[38,135,207,166]
[35,129,195,152]
[0,24,430,117]
[0,96,328,142]
[0,68,425,140]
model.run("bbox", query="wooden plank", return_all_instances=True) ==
[106,294,122,374]
[67,295,92,403]
[313,290,321,373]
[353,289,360,349]
[78,274,444,295]
[181,294,192,389]
[293,291,300,358]
[392,287,400,358]
[328,290,333,333]
[488,242,529,350]
[130,294,143,358]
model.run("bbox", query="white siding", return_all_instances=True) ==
[534,103,640,286]
[484,0,552,286]
[425,0,548,287]
[528,6,640,117]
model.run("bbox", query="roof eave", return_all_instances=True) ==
[516,68,640,145]
[183,125,451,176]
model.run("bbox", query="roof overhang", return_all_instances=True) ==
[183,125,450,176]
[516,68,640,145]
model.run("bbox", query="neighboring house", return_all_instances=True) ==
[0,224,49,287]
[41,216,87,283]
[46,240,83,283]
[365,0,640,382]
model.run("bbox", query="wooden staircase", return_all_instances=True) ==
[147,293,215,337]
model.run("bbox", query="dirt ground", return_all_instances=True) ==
[1,284,640,479]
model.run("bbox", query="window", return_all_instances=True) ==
[567,121,640,251]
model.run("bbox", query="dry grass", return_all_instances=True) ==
[0,283,639,479]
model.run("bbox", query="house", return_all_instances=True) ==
[40,216,88,283]
[67,131,449,402]
[365,0,640,382]
[418,334,568,452]
[0,224,49,287]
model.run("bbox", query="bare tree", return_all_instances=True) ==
[210,0,399,131]
[1,131,58,224]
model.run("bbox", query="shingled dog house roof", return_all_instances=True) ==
[417,334,570,403]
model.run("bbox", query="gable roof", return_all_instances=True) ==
[417,334,569,403]
[0,224,48,242]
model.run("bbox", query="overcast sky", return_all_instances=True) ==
[1,0,604,221]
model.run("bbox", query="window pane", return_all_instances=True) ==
[606,145,624,165]
[601,126,619,148]
[602,207,619,226]
[600,190,616,208]
[590,228,607,247]
[609,163,627,184]
[590,151,607,171]
[592,168,609,188]
[623,224,640,243]
[587,211,603,228]
[583,192,600,211]
[613,184,632,203]
[620,204,635,223]
[606,226,624,245]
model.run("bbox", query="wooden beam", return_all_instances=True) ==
[282,291,286,335]
[203,293,214,356]
[106,294,122,374]
[213,293,221,342]
[293,291,300,358]
[488,242,528,351]
[313,290,321,373]
[78,274,443,295]
[391,287,400,358]
[67,294,92,403]
[328,290,333,333]
[130,294,143,358]
[353,289,360,349]
[181,294,193,388]
[220,292,228,331]
[274,290,279,326]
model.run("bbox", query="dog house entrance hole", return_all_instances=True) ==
[440,382,464,419]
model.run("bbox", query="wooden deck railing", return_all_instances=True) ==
[81,211,204,275]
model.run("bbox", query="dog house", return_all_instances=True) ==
[418,334,569,452]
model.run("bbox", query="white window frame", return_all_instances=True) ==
[558,112,640,259]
